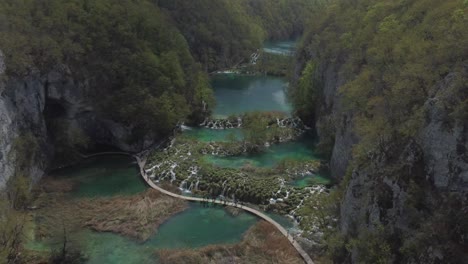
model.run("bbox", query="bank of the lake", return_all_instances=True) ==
[27,155,262,264]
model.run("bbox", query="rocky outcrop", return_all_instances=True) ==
[313,61,357,179]
[308,57,468,261]
[419,70,468,191]
[0,53,49,188]
[302,44,468,188]
[0,56,155,188]
[293,29,468,256]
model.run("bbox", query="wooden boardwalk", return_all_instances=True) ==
[135,156,314,264]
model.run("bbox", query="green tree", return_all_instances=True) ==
[242,112,269,152]
[0,200,26,264]
[291,60,321,121]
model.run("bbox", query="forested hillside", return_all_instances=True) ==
[0,0,215,139]
[0,0,316,138]
[292,0,468,263]
[158,0,317,71]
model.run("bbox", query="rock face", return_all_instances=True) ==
[321,63,468,188]
[304,53,468,261]
[0,55,154,188]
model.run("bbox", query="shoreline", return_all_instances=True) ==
[135,154,315,264]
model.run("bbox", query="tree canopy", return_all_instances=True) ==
[0,0,215,138]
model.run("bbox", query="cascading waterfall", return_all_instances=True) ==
[201,117,242,129]
[179,166,199,193]
[221,180,228,196]
[169,164,178,183]
[181,124,192,131]
[250,51,260,64]
[179,180,187,190]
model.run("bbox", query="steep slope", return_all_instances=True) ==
[157,0,316,71]
[0,0,215,187]
[292,0,468,262]
[0,0,316,189]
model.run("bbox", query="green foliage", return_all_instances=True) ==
[0,0,215,138]
[401,192,468,263]
[5,174,32,210]
[247,52,293,76]
[241,0,322,40]
[0,200,26,264]
[9,133,39,176]
[291,60,321,121]
[190,71,216,123]
[295,0,468,261]
[296,0,468,161]
[347,225,393,264]
[158,0,264,71]
[48,226,87,264]
[316,117,336,159]
[242,112,270,152]
[297,190,339,232]
[158,0,317,71]
[7,133,38,206]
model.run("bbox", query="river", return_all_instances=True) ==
[28,39,326,263]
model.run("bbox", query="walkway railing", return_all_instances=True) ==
[135,155,314,264]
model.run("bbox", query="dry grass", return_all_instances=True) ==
[33,187,187,242]
[82,189,187,241]
[39,177,77,193]
[156,221,303,264]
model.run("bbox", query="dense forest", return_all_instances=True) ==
[291,0,468,263]
[0,0,215,140]
[0,0,316,138]
[157,0,318,71]
[0,0,316,262]
[1,0,467,263]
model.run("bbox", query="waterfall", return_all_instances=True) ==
[181,124,192,131]
[250,51,260,64]
[169,163,178,183]
[201,117,242,129]
[179,180,187,190]
[221,180,228,196]
[237,117,242,127]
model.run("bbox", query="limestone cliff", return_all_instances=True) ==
[296,41,468,260]
[0,53,155,188]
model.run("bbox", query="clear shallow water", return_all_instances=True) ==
[184,128,243,142]
[33,156,258,263]
[204,136,318,169]
[81,204,256,264]
[30,40,324,263]
[49,155,147,198]
[148,203,257,249]
[263,40,297,55]
[291,173,331,187]
[29,204,257,264]
[211,74,292,117]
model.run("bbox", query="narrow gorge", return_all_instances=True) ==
[1,0,467,264]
